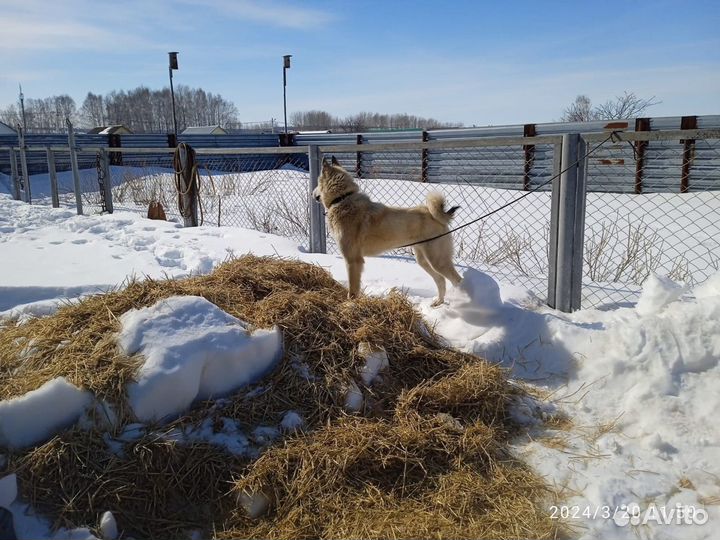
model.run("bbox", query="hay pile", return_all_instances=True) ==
[0,255,562,539]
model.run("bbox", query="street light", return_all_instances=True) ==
[168,51,179,137]
[18,84,27,132]
[283,54,292,134]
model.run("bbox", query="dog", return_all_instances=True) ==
[313,156,463,306]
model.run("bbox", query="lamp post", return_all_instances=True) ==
[168,52,179,136]
[283,54,292,134]
[18,84,27,132]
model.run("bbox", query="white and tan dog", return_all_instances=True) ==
[313,157,463,306]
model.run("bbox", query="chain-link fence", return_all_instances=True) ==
[320,137,562,300]
[581,131,720,307]
[3,128,718,311]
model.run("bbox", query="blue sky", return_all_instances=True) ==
[2,0,719,126]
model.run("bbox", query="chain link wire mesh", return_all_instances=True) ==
[324,141,559,301]
[4,132,717,311]
[104,149,312,246]
[582,134,720,307]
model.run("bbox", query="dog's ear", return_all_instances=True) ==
[331,155,339,166]
[322,158,331,171]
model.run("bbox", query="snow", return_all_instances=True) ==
[118,295,283,422]
[344,381,364,413]
[0,378,92,448]
[280,411,304,433]
[635,273,687,316]
[98,511,117,540]
[357,342,389,386]
[0,474,17,509]
[1,192,719,539]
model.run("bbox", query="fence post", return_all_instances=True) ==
[176,143,198,227]
[546,140,563,308]
[421,130,429,183]
[356,134,363,179]
[18,127,31,203]
[634,118,650,194]
[66,119,84,215]
[308,145,327,253]
[9,149,21,201]
[548,133,586,312]
[46,148,60,208]
[100,148,114,213]
[680,115,697,193]
[522,123,536,190]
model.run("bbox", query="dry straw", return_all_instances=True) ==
[2,255,563,539]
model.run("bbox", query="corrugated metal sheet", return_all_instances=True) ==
[2,117,718,193]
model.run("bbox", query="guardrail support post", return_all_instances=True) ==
[46,148,60,208]
[18,127,31,203]
[548,133,587,312]
[9,149,21,201]
[308,144,327,253]
[66,119,84,215]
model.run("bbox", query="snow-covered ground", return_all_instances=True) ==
[4,165,719,309]
[0,193,719,539]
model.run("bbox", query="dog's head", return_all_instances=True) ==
[312,155,359,209]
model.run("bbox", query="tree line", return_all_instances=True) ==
[0,86,659,134]
[0,86,238,133]
[289,110,462,131]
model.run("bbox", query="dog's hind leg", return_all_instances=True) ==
[426,237,463,287]
[415,247,447,307]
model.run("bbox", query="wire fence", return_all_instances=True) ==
[323,140,561,297]
[2,129,718,311]
[581,132,720,307]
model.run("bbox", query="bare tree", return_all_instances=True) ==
[593,91,661,120]
[561,95,595,122]
[561,92,660,122]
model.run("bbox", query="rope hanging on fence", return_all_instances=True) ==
[173,143,204,225]
[394,130,620,249]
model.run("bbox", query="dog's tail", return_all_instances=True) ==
[426,192,460,225]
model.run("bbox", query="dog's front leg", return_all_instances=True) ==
[346,257,364,299]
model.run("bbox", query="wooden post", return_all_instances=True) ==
[523,123,536,190]
[634,118,650,194]
[421,130,429,183]
[355,134,363,178]
[176,143,198,227]
[100,148,114,213]
[46,148,60,208]
[680,115,697,193]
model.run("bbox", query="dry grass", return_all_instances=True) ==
[2,255,564,539]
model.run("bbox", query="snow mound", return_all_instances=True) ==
[446,269,504,324]
[694,270,720,299]
[118,296,283,422]
[636,273,686,316]
[0,378,92,448]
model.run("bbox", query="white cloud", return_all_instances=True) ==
[177,0,335,28]
[0,0,170,52]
